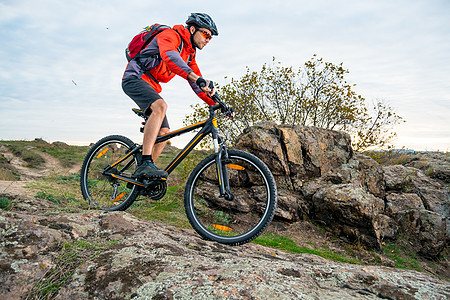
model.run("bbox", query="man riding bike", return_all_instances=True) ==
[122,13,218,179]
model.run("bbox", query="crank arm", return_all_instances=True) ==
[108,173,145,187]
[105,172,167,189]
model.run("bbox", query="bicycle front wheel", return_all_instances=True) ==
[184,149,277,245]
[80,135,140,211]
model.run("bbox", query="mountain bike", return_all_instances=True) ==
[80,94,277,245]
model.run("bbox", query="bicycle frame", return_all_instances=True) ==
[103,103,232,197]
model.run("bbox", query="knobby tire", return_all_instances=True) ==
[184,149,277,245]
[80,135,139,211]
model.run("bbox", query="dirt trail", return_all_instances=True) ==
[0,180,36,195]
[0,146,81,195]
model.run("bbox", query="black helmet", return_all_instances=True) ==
[186,13,218,36]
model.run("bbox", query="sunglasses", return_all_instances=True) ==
[198,29,213,40]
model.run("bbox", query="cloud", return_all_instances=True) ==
[0,0,449,150]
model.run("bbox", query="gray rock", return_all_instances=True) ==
[1,195,449,300]
[235,123,448,256]
[312,184,385,249]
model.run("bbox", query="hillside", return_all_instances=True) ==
[0,133,449,299]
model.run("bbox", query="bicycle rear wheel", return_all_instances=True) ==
[184,149,277,245]
[80,135,139,211]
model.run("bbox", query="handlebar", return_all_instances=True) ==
[210,94,234,119]
[211,94,225,110]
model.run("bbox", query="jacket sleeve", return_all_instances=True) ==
[158,29,215,106]
[187,56,216,105]
[157,30,193,79]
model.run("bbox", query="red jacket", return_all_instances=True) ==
[123,25,215,105]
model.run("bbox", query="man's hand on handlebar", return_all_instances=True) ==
[222,106,235,119]
[211,94,235,120]
[190,74,235,119]
[196,77,216,97]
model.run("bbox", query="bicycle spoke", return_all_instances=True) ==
[80,136,140,211]
[185,150,277,245]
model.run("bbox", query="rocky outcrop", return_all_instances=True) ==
[235,122,448,257]
[407,151,450,183]
[1,194,449,300]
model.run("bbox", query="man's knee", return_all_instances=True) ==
[159,127,170,136]
[151,99,167,114]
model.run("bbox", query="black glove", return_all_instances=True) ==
[222,106,235,119]
[196,77,214,90]
[196,77,207,88]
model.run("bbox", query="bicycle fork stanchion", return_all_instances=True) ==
[211,117,233,200]
[219,145,233,200]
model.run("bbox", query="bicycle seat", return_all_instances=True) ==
[132,108,147,119]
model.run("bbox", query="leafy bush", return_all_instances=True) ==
[0,197,12,210]
[185,55,403,150]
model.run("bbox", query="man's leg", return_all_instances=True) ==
[134,99,168,178]
[152,127,170,161]
[142,99,167,156]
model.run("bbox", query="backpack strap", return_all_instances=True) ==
[135,30,193,83]
[136,59,159,83]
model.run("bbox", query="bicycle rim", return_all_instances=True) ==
[185,150,276,245]
[81,137,139,211]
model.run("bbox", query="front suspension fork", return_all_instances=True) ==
[215,137,233,200]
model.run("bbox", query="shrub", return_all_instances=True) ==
[0,197,12,210]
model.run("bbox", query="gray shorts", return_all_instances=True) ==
[122,77,170,128]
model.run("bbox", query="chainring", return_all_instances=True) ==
[140,180,167,200]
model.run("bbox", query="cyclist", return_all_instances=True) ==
[122,13,218,179]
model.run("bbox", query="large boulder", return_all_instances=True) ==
[312,184,385,249]
[235,122,289,176]
[384,165,449,238]
[384,165,449,216]
[235,123,448,256]
[396,209,447,258]
[236,123,352,178]
[341,153,386,198]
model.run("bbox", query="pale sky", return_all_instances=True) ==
[1,0,449,151]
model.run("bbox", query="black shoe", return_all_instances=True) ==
[133,161,168,179]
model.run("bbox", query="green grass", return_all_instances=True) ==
[0,138,88,182]
[253,233,362,264]
[3,143,45,168]
[35,191,62,204]
[0,197,12,210]
[382,242,422,271]
[42,144,89,168]
[124,146,209,228]
[29,173,89,212]
[127,183,191,228]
